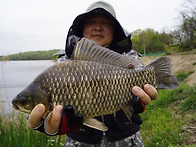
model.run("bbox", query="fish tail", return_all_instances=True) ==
[146,57,179,89]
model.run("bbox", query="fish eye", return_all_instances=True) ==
[20,97,27,105]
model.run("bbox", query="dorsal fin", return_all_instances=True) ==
[72,38,143,69]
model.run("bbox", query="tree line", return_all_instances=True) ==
[0,49,60,61]
[131,0,195,54]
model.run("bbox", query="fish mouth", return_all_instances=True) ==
[12,103,19,110]
[12,104,31,114]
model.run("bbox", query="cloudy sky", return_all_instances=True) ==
[0,0,184,56]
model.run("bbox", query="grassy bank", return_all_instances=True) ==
[140,81,196,146]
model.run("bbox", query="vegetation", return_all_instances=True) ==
[131,0,196,55]
[0,49,60,61]
[140,70,196,147]
[0,113,65,147]
[176,70,195,82]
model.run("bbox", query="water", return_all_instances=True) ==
[0,60,55,114]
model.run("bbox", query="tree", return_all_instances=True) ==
[172,0,196,51]
[159,31,174,45]
[131,28,166,54]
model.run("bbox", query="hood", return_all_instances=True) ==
[71,1,127,43]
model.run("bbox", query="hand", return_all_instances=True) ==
[27,104,63,134]
[130,84,158,125]
[27,104,83,135]
[132,84,158,105]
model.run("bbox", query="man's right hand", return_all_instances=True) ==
[27,104,83,135]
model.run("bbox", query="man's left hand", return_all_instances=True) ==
[132,84,158,105]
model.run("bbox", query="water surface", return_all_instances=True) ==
[0,60,54,114]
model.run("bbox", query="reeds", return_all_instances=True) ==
[0,107,65,147]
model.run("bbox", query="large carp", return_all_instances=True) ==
[12,38,179,131]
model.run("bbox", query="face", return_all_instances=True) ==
[83,14,115,47]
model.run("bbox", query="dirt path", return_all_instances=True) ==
[141,54,196,86]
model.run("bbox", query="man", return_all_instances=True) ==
[28,1,158,146]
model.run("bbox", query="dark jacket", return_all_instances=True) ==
[67,110,140,144]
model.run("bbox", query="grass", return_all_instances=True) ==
[175,70,195,82]
[140,82,196,147]
[141,109,183,146]
[0,112,65,147]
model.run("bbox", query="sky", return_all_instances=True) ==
[0,0,184,56]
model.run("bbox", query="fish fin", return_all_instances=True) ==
[72,38,144,68]
[122,105,134,121]
[147,57,179,89]
[83,118,108,131]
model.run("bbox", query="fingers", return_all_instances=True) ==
[45,105,63,134]
[132,86,151,105]
[132,84,158,105]
[144,84,158,100]
[28,104,45,128]
[28,104,63,135]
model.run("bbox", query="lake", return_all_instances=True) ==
[0,60,55,114]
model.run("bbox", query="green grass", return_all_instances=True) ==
[175,70,195,82]
[140,83,196,147]
[0,113,65,147]
[141,109,183,146]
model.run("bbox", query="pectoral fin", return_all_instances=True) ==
[83,118,108,131]
[122,105,134,121]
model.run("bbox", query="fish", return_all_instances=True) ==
[12,38,179,131]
